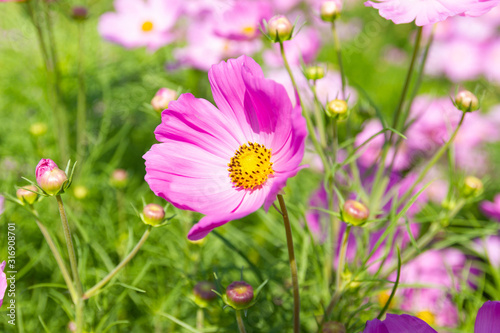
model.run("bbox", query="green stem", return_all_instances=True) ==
[322,225,351,327]
[391,26,423,134]
[332,120,338,165]
[76,22,87,160]
[56,195,83,297]
[331,21,346,98]
[34,218,78,303]
[83,226,152,299]
[76,299,84,333]
[279,42,329,170]
[196,308,204,331]
[398,111,467,205]
[277,194,300,333]
[311,84,327,147]
[235,310,247,333]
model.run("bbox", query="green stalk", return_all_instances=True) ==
[235,310,247,333]
[34,218,78,303]
[76,22,87,160]
[56,195,83,296]
[398,111,467,205]
[279,42,329,170]
[311,84,327,147]
[277,194,300,333]
[331,21,346,98]
[196,308,204,331]
[322,225,351,326]
[83,226,152,299]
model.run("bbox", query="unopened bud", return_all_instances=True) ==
[304,66,325,81]
[71,6,88,20]
[142,203,165,226]
[326,99,349,120]
[455,90,479,112]
[151,88,178,112]
[342,200,369,226]
[17,185,38,205]
[322,321,346,333]
[73,185,88,200]
[36,159,68,196]
[110,169,128,188]
[30,122,48,137]
[225,281,254,310]
[320,1,341,22]
[267,15,293,42]
[68,321,77,332]
[462,176,483,198]
[193,281,217,307]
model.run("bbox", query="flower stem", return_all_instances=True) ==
[322,225,351,326]
[277,194,300,333]
[56,195,83,296]
[83,226,152,299]
[235,310,247,333]
[76,22,87,161]
[391,26,423,134]
[331,21,346,98]
[279,42,329,170]
[398,111,467,205]
[196,308,204,331]
[34,218,78,303]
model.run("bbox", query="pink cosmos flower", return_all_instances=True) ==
[144,56,307,240]
[213,1,271,41]
[0,261,6,308]
[473,236,500,268]
[480,195,500,222]
[98,0,181,51]
[174,16,262,71]
[364,0,487,26]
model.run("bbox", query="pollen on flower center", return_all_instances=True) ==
[228,142,274,189]
[142,21,154,32]
[241,26,255,36]
[416,310,435,325]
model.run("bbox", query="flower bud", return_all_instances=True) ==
[326,99,349,120]
[322,321,346,333]
[342,200,369,226]
[68,321,77,332]
[455,90,479,112]
[142,203,165,226]
[36,159,68,196]
[304,66,325,81]
[73,185,88,200]
[151,88,178,112]
[29,122,48,137]
[320,1,341,22]
[193,281,217,307]
[225,281,254,310]
[110,169,128,188]
[462,176,483,198]
[267,15,293,42]
[71,6,88,20]
[17,185,38,205]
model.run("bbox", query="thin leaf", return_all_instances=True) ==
[377,248,401,319]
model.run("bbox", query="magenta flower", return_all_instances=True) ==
[98,0,181,51]
[363,301,500,333]
[364,314,437,333]
[144,56,307,240]
[480,195,500,222]
[0,261,6,308]
[213,1,271,41]
[473,235,500,267]
[364,0,483,26]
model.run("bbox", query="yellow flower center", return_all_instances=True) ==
[241,26,256,37]
[141,21,154,32]
[228,142,274,189]
[377,291,396,309]
[416,310,435,325]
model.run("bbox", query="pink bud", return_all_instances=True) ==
[35,159,68,195]
[151,88,178,112]
[193,281,217,301]
[142,203,165,226]
[320,1,341,22]
[267,15,293,42]
[110,169,128,188]
[17,185,38,205]
[226,281,254,309]
[343,200,369,226]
